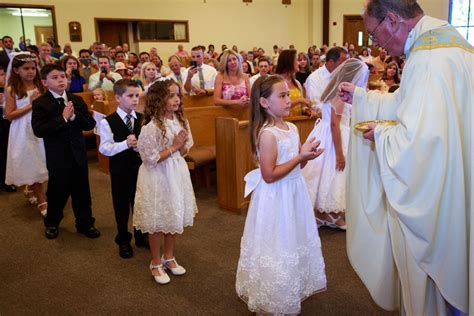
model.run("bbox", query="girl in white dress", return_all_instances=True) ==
[236,75,327,314]
[302,58,369,229]
[133,79,198,285]
[4,54,48,216]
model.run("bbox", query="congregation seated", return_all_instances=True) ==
[213,50,250,108]
[249,56,271,87]
[296,52,311,85]
[38,43,57,67]
[166,55,186,89]
[372,47,390,72]
[275,49,314,117]
[62,55,87,93]
[175,44,190,60]
[140,61,159,93]
[375,61,400,93]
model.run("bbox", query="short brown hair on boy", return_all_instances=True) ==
[113,78,140,96]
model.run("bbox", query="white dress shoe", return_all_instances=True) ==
[149,262,170,284]
[161,256,186,275]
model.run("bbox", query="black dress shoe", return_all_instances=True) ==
[2,183,17,192]
[119,244,133,259]
[77,226,101,239]
[135,235,150,249]
[45,226,59,239]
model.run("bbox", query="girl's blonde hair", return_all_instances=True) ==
[8,54,44,99]
[140,61,157,86]
[143,79,188,143]
[218,50,243,78]
[92,88,107,101]
[249,75,285,158]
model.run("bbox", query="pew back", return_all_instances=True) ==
[216,116,316,212]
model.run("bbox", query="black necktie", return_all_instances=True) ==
[57,97,65,107]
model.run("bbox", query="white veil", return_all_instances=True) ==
[320,58,369,115]
[5,51,35,87]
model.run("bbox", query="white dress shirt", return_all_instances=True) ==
[249,73,262,88]
[99,107,137,156]
[49,89,76,122]
[182,63,217,95]
[88,71,123,91]
[304,65,332,110]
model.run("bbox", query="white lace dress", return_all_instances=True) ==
[302,101,351,214]
[133,116,198,234]
[236,123,326,315]
[5,90,48,186]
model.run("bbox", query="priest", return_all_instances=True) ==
[338,0,473,315]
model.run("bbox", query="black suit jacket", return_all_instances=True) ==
[32,91,96,170]
[0,48,20,71]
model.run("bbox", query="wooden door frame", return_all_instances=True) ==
[34,26,54,46]
[95,18,130,45]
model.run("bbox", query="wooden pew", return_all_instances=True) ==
[216,116,316,212]
[184,106,249,187]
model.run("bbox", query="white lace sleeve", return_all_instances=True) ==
[137,122,163,167]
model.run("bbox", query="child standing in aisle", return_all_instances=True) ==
[99,79,149,259]
[133,79,198,285]
[4,53,48,216]
[236,75,327,314]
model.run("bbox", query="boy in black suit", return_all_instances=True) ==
[99,79,148,258]
[32,63,100,239]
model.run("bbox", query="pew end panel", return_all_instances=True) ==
[215,115,317,213]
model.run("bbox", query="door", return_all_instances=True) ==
[343,15,372,52]
[96,20,129,47]
[35,26,54,45]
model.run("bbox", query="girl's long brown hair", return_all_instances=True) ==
[249,75,285,158]
[381,61,400,84]
[143,79,188,144]
[8,54,43,99]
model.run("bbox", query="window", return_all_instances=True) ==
[449,0,473,45]
[134,20,188,42]
[0,5,57,47]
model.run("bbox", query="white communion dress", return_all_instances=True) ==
[236,122,326,315]
[5,89,48,186]
[133,116,198,234]
[302,101,351,214]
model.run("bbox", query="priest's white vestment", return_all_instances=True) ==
[346,16,473,315]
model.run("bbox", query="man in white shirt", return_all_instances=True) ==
[88,56,122,91]
[305,46,347,110]
[166,55,187,91]
[372,47,390,72]
[183,46,217,95]
[249,56,271,87]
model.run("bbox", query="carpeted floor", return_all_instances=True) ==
[0,159,395,315]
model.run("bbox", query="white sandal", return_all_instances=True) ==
[327,214,347,230]
[161,256,186,276]
[23,185,38,205]
[149,262,170,285]
[37,202,47,218]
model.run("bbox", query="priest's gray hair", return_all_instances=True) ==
[366,0,424,20]
[320,58,369,105]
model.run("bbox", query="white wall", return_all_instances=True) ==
[328,0,450,46]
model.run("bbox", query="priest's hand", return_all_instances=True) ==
[338,82,355,104]
[363,123,376,142]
